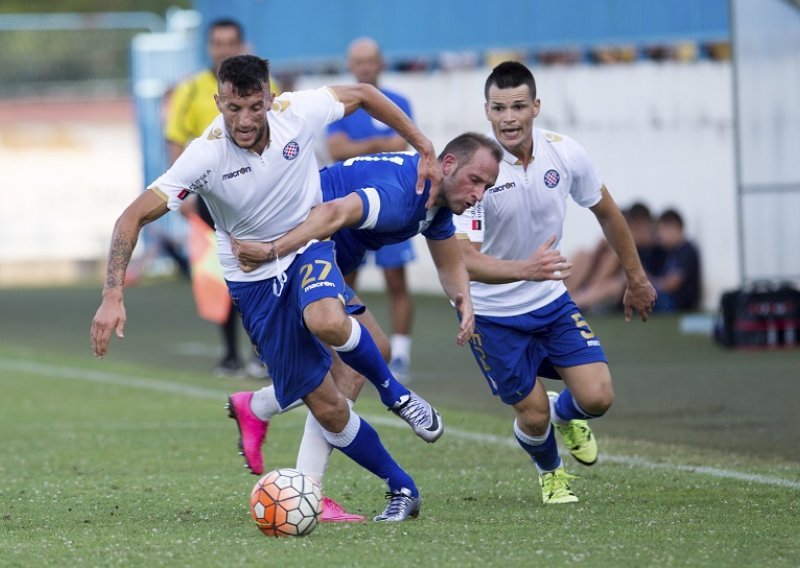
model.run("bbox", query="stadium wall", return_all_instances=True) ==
[0,98,142,286]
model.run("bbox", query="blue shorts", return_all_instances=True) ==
[227,240,348,408]
[331,231,415,275]
[468,292,608,405]
[374,240,415,269]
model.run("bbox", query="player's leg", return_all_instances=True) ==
[328,292,391,402]
[303,372,421,522]
[224,272,328,476]
[213,302,242,377]
[294,297,386,522]
[512,384,578,505]
[383,265,413,380]
[245,291,388,422]
[295,296,388,481]
[547,362,612,467]
[304,297,442,442]
[468,314,578,504]
[376,241,415,381]
[540,294,611,466]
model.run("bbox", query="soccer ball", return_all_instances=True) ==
[250,468,322,537]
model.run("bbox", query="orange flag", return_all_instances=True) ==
[186,212,231,324]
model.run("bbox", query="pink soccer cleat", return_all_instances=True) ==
[320,497,365,523]
[226,392,269,475]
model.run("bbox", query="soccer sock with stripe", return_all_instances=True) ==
[332,317,409,408]
[514,420,562,473]
[551,388,604,424]
[295,402,352,486]
[322,410,418,496]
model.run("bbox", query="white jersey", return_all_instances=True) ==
[453,128,603,317]
[150,87,344,282]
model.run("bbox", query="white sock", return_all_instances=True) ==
[331,316,361,352]
[321,407,361,448]
[250,386,303,421]
[390,334,411,362]
[549,392,569,426]
[296,411,335,487]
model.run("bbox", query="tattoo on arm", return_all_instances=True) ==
[104,230,136,290]
[266,242,277,263]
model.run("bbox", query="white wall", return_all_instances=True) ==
[299,61,739,310]
[0,101,143,285]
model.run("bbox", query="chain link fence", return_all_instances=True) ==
[0,12,165,99]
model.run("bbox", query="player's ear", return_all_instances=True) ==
[441,153,456,175]
[533,98,541,118]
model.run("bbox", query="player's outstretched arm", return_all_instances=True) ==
[330,84,442,207]
[457,235,572,284]
[426,237,474,346]
[589,186,656,322]
[91,190,169,358]
[232,194,364,270]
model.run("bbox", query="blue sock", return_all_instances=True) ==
[334,319,409,408]
[554,388,603,421]
[514,420,562,472]
[324,413,417,496]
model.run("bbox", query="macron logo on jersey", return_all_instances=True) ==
[487,181,516,195]
[222,166,252,180]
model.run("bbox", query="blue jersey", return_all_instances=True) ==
[327,88,413,140]
[319,152,454,275]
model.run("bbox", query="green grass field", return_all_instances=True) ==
[1,280,799,567]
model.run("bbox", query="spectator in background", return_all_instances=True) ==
[653,209,701,311]
[626,202,664,278]
[164,18,278,379]
[568,202,663,313]
[327,37,416,381]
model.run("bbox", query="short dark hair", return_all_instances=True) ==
[208,18,244,42]
[658,208,684,229]
[626,202,653,223]
[217,55,270,97]
[484,61,537,101]
[439,132,503,165]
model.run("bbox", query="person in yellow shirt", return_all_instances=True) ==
[164,18,279,378]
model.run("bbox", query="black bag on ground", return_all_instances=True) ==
[714,281,800,349]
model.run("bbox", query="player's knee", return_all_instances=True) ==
[304,303,350,345]
[310,399,349,433]
[580,382,614,417]
[516,409,550,437]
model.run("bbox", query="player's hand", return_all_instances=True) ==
[90,293,126,358]
[232,238,275,272]
[416,140,443,209]
[519,235,572,281]
[623,278,657,322]
[454,292,475,346]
